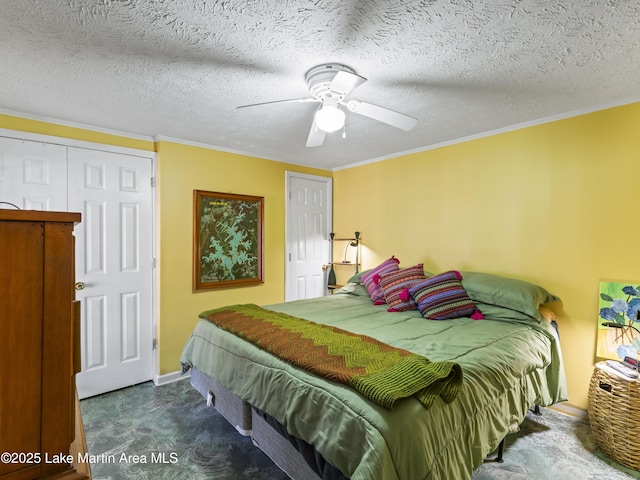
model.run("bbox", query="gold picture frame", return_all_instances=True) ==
[193,190,264,291]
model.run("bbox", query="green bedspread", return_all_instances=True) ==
[181,285,567,480]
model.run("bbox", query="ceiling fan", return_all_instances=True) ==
[237,63,418,147]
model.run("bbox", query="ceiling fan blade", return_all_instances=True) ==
[306,120,326,147]
[329,71,367,95]
[345,100,417,131]
[237,97,318,109]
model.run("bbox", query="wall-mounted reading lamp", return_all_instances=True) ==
[342,231,360,272]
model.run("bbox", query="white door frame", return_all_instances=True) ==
[284,171,332,302]
[0,127,159,386]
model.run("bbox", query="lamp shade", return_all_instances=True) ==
[315,105,345,133]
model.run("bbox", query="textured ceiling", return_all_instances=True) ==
[0,1,639,170]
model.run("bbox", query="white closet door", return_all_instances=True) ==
[0,134,155,399]
[0,137,67,210]
[68,147,154,399]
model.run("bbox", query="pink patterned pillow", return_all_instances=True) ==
[361,256,400,305]
[379,264,426,312]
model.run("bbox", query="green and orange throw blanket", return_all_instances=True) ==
[199,304,463,410]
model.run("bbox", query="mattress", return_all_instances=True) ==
[181,283,567,480]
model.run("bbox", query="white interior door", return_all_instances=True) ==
[285,172,332,301]
[0,137,67,210]
[68,147,154,399]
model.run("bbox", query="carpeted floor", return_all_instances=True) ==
[80,379,640,480]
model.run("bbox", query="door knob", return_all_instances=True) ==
[75,282,85,291]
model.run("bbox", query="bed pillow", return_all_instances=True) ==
[333,283,370,297]
[471,302,557,326]
[360,257,400,305]
[408,270,484,320]
[472,302,539,324]
[378,264,426,312]
[347,269,369,284]
[460,271,559,321]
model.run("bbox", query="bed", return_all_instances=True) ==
[180,268,567,480]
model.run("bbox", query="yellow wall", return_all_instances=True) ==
[155,140,331,373]
[333,102,640,409]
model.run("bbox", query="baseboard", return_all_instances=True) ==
[548,401,588,421]
[154,370,190,386]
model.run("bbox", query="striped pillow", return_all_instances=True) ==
[361,256,400,305]
[379,264,426,312]
[408,270,484,320]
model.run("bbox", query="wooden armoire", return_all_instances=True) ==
[0,210,89,480]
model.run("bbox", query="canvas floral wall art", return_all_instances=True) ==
[597,281,640,360]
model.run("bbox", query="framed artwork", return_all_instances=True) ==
[596,280,640,360]
[193,190,264,291]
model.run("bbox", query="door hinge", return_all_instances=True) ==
[289,253,292,261]
[152,257,157,269]
[288,191,291,199]
[152,338,157,350]
[151,176,156,188]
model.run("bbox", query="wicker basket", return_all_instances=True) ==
[588,362,640,471]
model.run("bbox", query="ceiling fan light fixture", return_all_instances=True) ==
[315,104,345,133]
[238,63,417,147]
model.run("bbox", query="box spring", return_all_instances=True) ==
[189,367,252,436]
[251,407,347,480]
[189,367,347,479]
